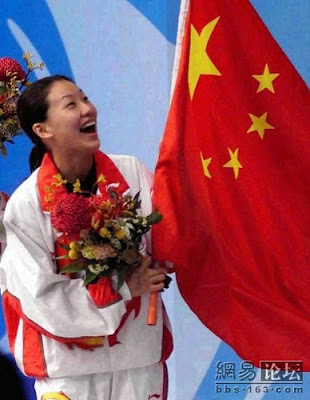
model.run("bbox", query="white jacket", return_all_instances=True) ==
[0,154,173,379]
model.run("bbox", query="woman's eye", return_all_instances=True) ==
[83,96,89,102]
[66,101,75,107]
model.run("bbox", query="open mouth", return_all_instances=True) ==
[80,122,96,134]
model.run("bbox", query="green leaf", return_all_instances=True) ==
[59,244,70,250]
[84,272,98,286]
[61,263,88,274]
[54,255,70,260]
[116,267,126,291]
[147,209,163,225]
[133,191,141,202]
[108,187,117,200]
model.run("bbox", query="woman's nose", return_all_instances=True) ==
[80,100,96,116]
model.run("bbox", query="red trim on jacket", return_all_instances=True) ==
[108,297,141,346]
[87,277,122,308]
[2,291,105,356]
[160,304,173,363]
[23,322,47,378]
[37,151,129,212]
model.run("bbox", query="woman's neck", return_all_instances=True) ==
[53,153,94,183]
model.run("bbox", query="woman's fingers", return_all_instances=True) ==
[126,256,170,297]
[148,267,166,277]
[141,256,152,269]
[149,273,166,284]
[150,282,165,292]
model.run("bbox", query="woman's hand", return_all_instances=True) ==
[126,256,167,298]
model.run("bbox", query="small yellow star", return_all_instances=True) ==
[200,152,212,178]
[252,64,279,94]
[223,148,243,179]
[247,112,275,139]
[188,17,222,100]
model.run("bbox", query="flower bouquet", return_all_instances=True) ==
[52,182,162,290]
[0,53,44,156]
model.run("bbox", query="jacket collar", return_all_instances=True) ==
[37,150,129,212]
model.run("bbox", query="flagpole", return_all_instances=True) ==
[170,0,190,101]
[147,0,190,326]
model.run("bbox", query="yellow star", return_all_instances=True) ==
[252,64,279,94]
[188,17,221,100]
[200,152,212,178]
[247,112,275,139]
[223,148,243,179]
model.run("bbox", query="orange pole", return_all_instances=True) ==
[147,291,158,325]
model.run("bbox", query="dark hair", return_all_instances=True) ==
[17,75,73,172]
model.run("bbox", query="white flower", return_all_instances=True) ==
[116,218,134,239]
[141,218,148,228]
[111,238,122,250]
[88,263,109,274]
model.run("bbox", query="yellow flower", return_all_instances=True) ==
[97,174,107,184]
[99,227,111,238]
[23,52,32,62]
[73,179,81,193]
[69,241,81,251]
[68,249,80,260]
[91,215,100,230]
[81,245,95,259]
[115,229,126,240]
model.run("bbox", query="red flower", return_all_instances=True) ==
[51,193,92,234]
[89,194,114,220]
[0,57,26,82]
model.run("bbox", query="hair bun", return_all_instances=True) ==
[29,143,46,172]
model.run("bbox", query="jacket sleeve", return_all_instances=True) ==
[0,188,131,341]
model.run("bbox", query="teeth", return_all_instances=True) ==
[81,122,95,129]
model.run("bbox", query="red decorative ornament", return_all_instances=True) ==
[51,193,92,235]
[0,57,26,82]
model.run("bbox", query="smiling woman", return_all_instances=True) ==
[17,76,100,178]
[0,75,173,400]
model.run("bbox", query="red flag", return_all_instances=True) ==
[152,0,310,369]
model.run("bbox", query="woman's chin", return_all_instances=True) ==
[84,135,101,152]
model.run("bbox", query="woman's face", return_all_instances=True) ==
[43,79,100,157]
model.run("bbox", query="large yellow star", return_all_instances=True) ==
[247,112,275,139]
[188,17,221,100]
[200,152,212,178]
[252,64,279,94]
[223,148,243,179]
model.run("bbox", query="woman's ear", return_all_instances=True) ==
[32,122,53,140]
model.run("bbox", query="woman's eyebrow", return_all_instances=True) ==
[60,89,82,100]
